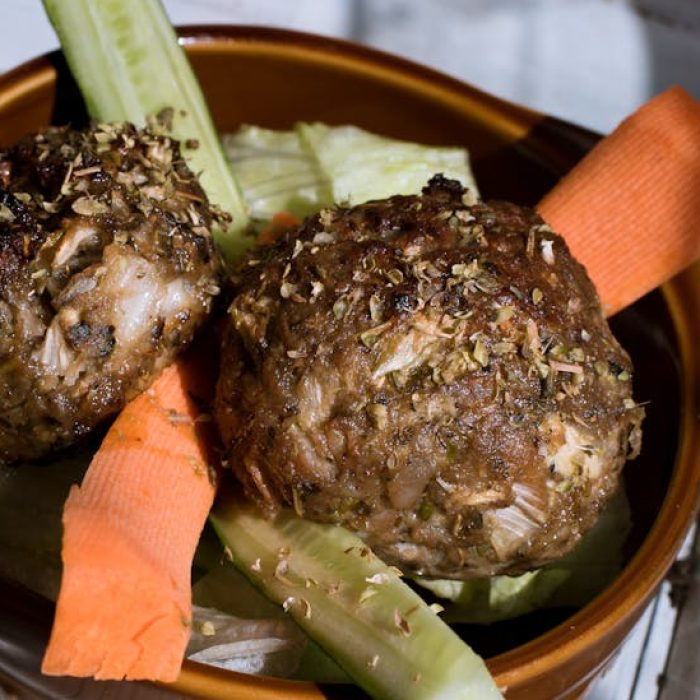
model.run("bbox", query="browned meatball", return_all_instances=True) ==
[215,176,643,579]
[0,122,223,463]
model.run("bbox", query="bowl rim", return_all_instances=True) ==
[1,23,698,698]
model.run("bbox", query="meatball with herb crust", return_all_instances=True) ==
[215,176,643,579]
[0,120,223,463]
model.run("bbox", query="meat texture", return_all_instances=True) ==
[215,176,643,579]
[0,121,222,463]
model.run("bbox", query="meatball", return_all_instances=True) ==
[215,176,643,579]
[0,121,223,463]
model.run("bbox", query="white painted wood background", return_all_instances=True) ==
[1,1,699,699]
[3,0,700,133]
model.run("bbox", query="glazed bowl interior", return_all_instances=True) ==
[0,26,698,700]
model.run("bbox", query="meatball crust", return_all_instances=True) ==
[215,176,643,579]
[0,121,223,463]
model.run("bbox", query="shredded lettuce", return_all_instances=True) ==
[418,570,570,626]
[192,534,349,682]
[187,604,307,677]
[297,122,479,206]
[222,126,331,229]
[222,123,479,231]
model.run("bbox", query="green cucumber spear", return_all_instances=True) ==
[43,0,249,261]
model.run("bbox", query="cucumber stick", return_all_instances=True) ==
[210,494,503,700]
[41,0,250,261]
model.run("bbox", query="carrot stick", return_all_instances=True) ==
[256,211,302,246]
[538,85,700,316]
[41,355,217,681]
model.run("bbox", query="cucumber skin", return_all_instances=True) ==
[42,0,250,261]
[210,495,503,700]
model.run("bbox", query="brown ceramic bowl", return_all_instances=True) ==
[0,26,698,700]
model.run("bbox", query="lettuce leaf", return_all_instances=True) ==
[298,122,479,206]
[223,123,479,232]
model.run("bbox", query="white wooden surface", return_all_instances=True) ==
[587,526,696,700]
[1,1,699,698]
[3,0,700,133]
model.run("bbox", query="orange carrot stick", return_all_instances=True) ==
[538,85,700,316]
[41,355,217,681]
[256,211,302,246]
